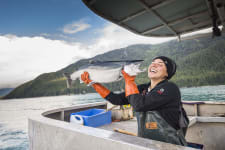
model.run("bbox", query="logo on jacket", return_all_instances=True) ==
[142,89,147,95]
[157,88,164,95]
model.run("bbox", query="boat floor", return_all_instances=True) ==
[99,118,138,135]
[98,116,196,135]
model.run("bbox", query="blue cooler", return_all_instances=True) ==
[70,109,112,127]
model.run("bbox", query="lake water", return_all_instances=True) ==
[0,85,225,150]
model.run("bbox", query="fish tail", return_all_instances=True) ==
[63,73,72,88]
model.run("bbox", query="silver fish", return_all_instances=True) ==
[64,60,145,87]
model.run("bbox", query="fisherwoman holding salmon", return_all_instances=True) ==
[81,56,188,146]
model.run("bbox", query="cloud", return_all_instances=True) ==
[40,33,78,42]
[86,23,213,55]
[0,35,92,88]
[63,20,91,34]
[88,23,175,55]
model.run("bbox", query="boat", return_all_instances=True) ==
[82,0,225,39]
[29,101,225,150]
[29,0,225,149]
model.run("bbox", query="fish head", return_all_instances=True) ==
[123,61,146,76]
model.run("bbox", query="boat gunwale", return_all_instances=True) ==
[29,101,197,150]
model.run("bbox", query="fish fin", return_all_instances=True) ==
[63,73,72,88]
[118,76,123,81]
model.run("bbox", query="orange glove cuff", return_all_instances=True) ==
[122,70,136,82]
[122,70,139,97]
[125,81,139,97]
[92,83,111,98]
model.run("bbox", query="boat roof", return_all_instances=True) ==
[82,0,225,38]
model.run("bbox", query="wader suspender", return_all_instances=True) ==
[179,102,190,136]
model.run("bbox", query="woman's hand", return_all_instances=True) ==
[81,71,110,98]
[81,71,92,84]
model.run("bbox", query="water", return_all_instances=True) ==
[0,85,225,149]
[0,93,103,150]
[180,85,225,101]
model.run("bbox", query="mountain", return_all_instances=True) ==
[3,36,225,99]
[0,88,14,98]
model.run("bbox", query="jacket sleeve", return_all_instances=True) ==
[104,84,148,105]
[105,92,129,105]
[127,83,180,112]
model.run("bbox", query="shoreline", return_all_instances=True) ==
[2,84,225,100]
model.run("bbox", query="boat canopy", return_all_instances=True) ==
[82,0,225,38]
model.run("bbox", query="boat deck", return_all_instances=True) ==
[99,118,138,135]
[99,117,197,134]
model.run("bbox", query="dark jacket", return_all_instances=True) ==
[105,80,181,130]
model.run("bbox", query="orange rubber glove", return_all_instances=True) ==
[122,70,139,97]
[81,71,92,84]
[81,72,110,98]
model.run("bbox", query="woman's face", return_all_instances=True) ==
[148,59,168,80]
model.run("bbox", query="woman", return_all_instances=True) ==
[81,56,187,146]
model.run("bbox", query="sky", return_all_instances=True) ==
[0,0,192,88]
